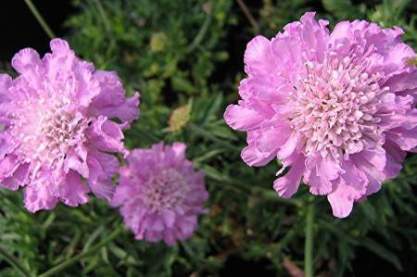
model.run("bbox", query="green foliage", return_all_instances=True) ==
[2,0,417,276]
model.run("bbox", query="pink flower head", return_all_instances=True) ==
[112,143,208,245]
[224,12,417,218]
[0,39,139,212]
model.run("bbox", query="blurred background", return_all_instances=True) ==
[1,0,417,276]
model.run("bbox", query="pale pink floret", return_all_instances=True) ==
[0,39,139,212]
[112,143,208,245]
[224,12,417,217]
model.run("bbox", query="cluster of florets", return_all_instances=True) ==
[0,39,207,245]
[112,143,208,245]
[225,12,417,217]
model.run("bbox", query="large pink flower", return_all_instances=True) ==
[112,143,208,245]
[0,39,139,212]
[224,12,417,217]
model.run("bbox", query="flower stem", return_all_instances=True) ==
[304,202,315,277]
[187,10,212,53]
[236,0,259,32]
[0,246,32,277]
[23,0,56,39]
[38,225,124,277]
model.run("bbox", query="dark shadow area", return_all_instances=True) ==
[0,0,75,61]
[219,254,276,276]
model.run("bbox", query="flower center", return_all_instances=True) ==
[289,56,387,159]
[10,97,88,167]
[142,169,188,213]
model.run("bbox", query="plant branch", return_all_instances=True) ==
[202,165,301,206]
[93,0,112,34]
[38,224,124,277]
[188,123,241,152]
[187,11,212,53]
[0,246,32,277]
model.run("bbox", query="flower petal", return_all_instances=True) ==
[224,104,264,131]
[58,171,89,207]
[273,154,304,198]
[91,71,139,123]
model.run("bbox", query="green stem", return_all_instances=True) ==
[304,202,315,277]
[93,0,111,33]
[0,246,32,277]
[38,225,123,277]
[24,0,56,39]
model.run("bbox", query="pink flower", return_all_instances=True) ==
[0,39,139,212]
[112,143,208,245]
[224,12,417,218]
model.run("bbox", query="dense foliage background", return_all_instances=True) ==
[2,0,417,276]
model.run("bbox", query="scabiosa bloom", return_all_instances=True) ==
[224,12,417,218]
[112,143,208,245]
[0,39,139,212]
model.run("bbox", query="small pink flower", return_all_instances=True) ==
[112,143,208,245]
[224,12,417,218]
[0,39,139,212]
